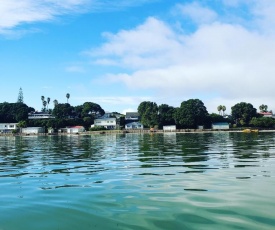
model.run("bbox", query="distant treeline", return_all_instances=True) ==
[0,99,274,130]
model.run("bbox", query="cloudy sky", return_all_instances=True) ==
[1,0,275,114]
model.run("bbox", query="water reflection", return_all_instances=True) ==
[0,133,275,230]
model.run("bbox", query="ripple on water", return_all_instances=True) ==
[0,133,275,230]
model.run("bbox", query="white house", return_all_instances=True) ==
[60,126,85,134]
[28,112,55,119]
[22,127,45,134]
[212,122,229,130]
[125,112,140,121]
[93,117,117,130]
[125,122,144,130]
[0,123,18,133]
[259,112,273,118]
[163,125,176,132]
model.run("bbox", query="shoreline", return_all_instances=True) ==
[1,128,275,137]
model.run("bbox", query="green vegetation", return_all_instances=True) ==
[231,102,257,126]
[0,102,34,122]
[173,99,209,129]
[0,93,275,130]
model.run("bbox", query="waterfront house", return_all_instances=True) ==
[125,121,144,130]
[163,125,176,132]
[93,117,117,130]
[125,112,140,122]
[22,127,45,134]
[60,126,85,134]
[212,122,229,130]
[258,112,273,118]
[0,123,18,133]
[28,112,55,119]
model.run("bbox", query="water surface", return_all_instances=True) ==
[0,132,274,229]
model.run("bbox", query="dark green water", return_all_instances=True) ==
[0,132,274,230]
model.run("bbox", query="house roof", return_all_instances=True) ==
[125,112,139,118]
[259,112,272,115]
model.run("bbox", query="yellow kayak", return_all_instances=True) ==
[242,129,259,133]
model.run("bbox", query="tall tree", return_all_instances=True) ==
[52,103,73,119]
[174,99,208,129]
[41,96,45,111]
[47,97,51,110]
[17,87,24,103]
[158,104,175,128]
[138,101,159,128]
[81,102,105,118]
[0,102,32,122]
[222,105,226,116]
[231,102,257,126]
[42,100,47,112]
[217,105,223,115]
[259,104,268,113]
[53,99,58,107]
[66,93,70,103]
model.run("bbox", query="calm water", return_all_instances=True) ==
[0,132,275,230]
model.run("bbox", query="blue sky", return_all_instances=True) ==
[1,0,275,114]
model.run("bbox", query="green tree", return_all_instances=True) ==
[0,102,32,122]
[81,102,105,118]
[138,101,159,128]
[53,99,58,107]
[158,104,175,128]
[250,117,274,128]
[222,105,226,116]
[259,104,268,113]
[42,100,47,112]
[17,87,24,103]
[174,99,208,129]
[17,120,27,128]
[231,102,257,126]
[217,105,223,115]
[52,103,74,119]
[47,97,50,110]
[66,93,70,103]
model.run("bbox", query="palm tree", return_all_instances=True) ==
[41,96,45,112]
[217,105,223,115]
[53,99,58,107]
[66,93,70,103]
[47,97,50,111]
[43,100,47,112]
[222,105,226,116]
[259,104,268,113]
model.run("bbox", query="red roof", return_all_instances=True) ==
[259,112,272,115]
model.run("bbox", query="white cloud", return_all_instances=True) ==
[176,2,218,25]
[0,0,88,31]
[89,17,184,70]
[89,1,275,113]
[74,96,152,106]
[0,0,156,35]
